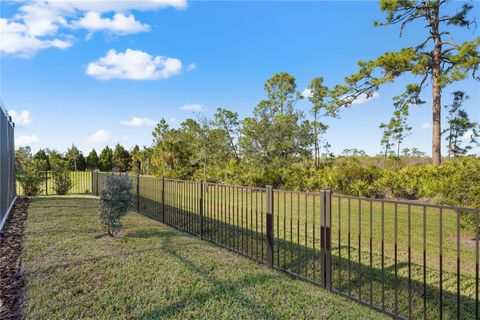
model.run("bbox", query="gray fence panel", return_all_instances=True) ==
[0,106,16,232]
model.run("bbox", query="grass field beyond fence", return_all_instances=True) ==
[16,171,92,196]
[96,174,478,320]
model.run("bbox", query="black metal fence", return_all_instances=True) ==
[16,171,93,196]
[0,106,16,232]
[92,172,479,320]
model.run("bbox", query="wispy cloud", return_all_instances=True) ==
[87,129,109,144]
[348,92,380,105]
[180,104,204,112]
[16,134,39,146]
[72,12,150,38]
[9,110,32,126]
[119,117,156,126]
[86,49,182,80]
[421,123,431,130]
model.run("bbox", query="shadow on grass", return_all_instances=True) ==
[137,195,478,320]
[130,231,282,320]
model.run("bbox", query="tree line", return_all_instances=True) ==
[15,144,133,173]
[15,74,479,190]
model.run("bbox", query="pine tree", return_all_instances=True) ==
[443,91,479,156]
[306,77,331,168]
[130,145,142,174]
[98,146,113,172]
[380,121,395,166]
[66,144,80,171]
[34,149,50,170]
[77,153,86,171]
[112,144,131,172]
[86,149,99,170]
[330,1,480,165]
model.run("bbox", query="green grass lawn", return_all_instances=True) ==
[21,196,387,319]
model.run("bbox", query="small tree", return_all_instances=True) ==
[411,148,426,157]
[380,121,394,167]
[99,174,133,236]
[306,77,333,168]
[391,109,412,160]
[443,91,479,157]
[51,159,72,195]
[17,158,45,196]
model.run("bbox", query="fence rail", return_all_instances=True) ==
[0,107,16,232]
[91,172,479,319]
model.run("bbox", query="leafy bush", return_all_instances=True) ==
[375,167,422,199]
[17,158,46,196]
[99,174,133,236]
[51,159,72,195]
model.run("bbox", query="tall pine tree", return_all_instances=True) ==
[330,0,479,165]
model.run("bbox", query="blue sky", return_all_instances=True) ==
[1,0,479,155]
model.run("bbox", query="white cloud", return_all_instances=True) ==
[120,117,156,126]
[181,104,204,112]
[72,12,150,37]
[47,1,187,13]
[0,18,71,58]
[87,129,109,144]
[16,134,39,146]
[187,63,197,71]
[342,92,380,105]
[301,88,312,99]
[0,0,186,57]
[9,110,33,126]
[421,123,431,130]
[86,49,182,80]
[169,117,177,124]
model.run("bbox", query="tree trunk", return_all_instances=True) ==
[432,72,442,165]
[313,111,319,168]
[431,4,442,165]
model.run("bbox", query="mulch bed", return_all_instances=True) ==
[0,198,29,320]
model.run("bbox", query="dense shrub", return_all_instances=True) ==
[99,174,133,236]
[51,159,72,195]
[16,158,46,196]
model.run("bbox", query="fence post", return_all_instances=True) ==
[91,171,94,195]
[320,190,332,290]
[45,170,48,195]
[325,190,332,290]
[200,180,204,240]
[266,185,274,269]
[96,171,99,196]
[161,177,165,223]
[136,174,140,213]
